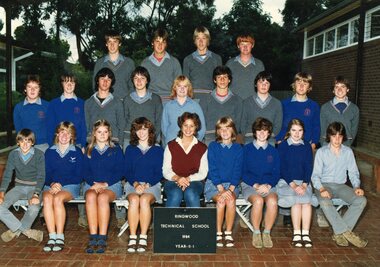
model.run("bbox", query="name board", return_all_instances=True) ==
[153,207,216,253]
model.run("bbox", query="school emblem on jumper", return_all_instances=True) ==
[38,111,45,118]
[69,157,76,163]
[267,155,273,163]
[304,108,311,116]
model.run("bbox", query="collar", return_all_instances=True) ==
[253,140,268,150]
[16,147,35,155]
[23,97,42,105]
[104,54,124,65]
[192,50,212,62]
[130,91,152,104]
[333,97,349,105]
[220,142,233,149]
[234,55,256,66]
[175,136,198,149]
[92,92,114,105]
[291,94,308,102]
[149,52,171,66]
[211,89,233,103]
[50,144,76,158]
[287,138,305,146]
[137,144,151,154]
[60,94,78,102]
[95,144,110,154]
[254,93,272,108]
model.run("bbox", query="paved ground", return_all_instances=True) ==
[0,191,379,267]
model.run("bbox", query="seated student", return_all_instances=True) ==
[205,117,243,248]
[311,122,367,248]
[241,117,280,249]
[43,122,83,252]
[84,120,124,253]
[277,119,314,248]
[0,129,45,242]
[163,112,208,207]
[124,117,164,253]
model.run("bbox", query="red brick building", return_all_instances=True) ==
[296,0,380,152]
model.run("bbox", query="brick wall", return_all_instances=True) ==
[301,39,380,152]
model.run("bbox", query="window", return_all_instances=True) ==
[369,9,380,38]
[315,34,323,54]
[350,19,359,43]
[325,29,335,51]
[306,38,314,57]
[337,24,348,47]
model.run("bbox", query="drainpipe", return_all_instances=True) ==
[5,2,13,146]
[354,0,366,106]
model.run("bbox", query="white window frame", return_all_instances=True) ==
[365,5,380,41]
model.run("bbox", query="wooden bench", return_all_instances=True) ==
[353,147,380,193]
[13,197,130,237]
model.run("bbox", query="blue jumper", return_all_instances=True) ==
[47,96,87,147]
[84,146,124,186]
[45,145,84,186]
[277,97,320,144]
[242,143,280,187]
[124,145,164,185]
[207,141,243,186]
[277,140,313,184]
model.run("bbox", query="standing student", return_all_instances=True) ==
[241,118,280,249]
[84,120,124,253]
[311,122,367,248]
[84,67,126,227]
[0,129,45,243]
[47,73,87,148]
[241,71,282,145]
[163,112,208,207]
[277,119,314,248]
[200,66,243,145]
[183,26,222,103]
[13,75,49,151]
[205,117,243,248]
[161,75,206,146]
[320,76,359,147]
[125,117,163,253]
[226,34,265,100]
[276,72,320,226]
[123,66,162,147]
[141,28,182,103]
[43,122,83,252]
[93,30,135,100]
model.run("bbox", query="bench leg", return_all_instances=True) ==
[236,205,255,233]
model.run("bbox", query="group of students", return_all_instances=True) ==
[0,25,368,254]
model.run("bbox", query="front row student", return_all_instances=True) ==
[124,117,163,253]
[311,122,367,248]
[43,122,83,252]
[0,129,45,242]
[163,112,208,207]
[84,120,124,253]
[242,117,280,249]
[205,116,243,247]
[277,119,314,248]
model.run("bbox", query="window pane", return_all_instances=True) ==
[306,38,314,56]
[337,24,348,47]
[370,9,380,38]
[315,34,323,54]
[325,29,335,51]
[350,19,359,43]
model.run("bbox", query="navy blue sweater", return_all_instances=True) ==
[207,141,243,186]
[242,143,280,187]
[45,145,84,186]
[124,145,164,185]
[84,146,124,186]
[277,140,313,184]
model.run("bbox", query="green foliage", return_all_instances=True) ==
[0,83,23,132]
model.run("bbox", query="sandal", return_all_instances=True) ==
[224,231,234,247]
[43,238,55,252]
[96,238,107,253]
[216,232,223,247]
[302,234,313,248]
[291,234,303,248]
[52,238,64,252]
[137,234,147,253]
[85,237,98,254]
[128,235,138,253]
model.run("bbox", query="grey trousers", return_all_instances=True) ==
[0,185,41,232]
[315,183,367,234]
